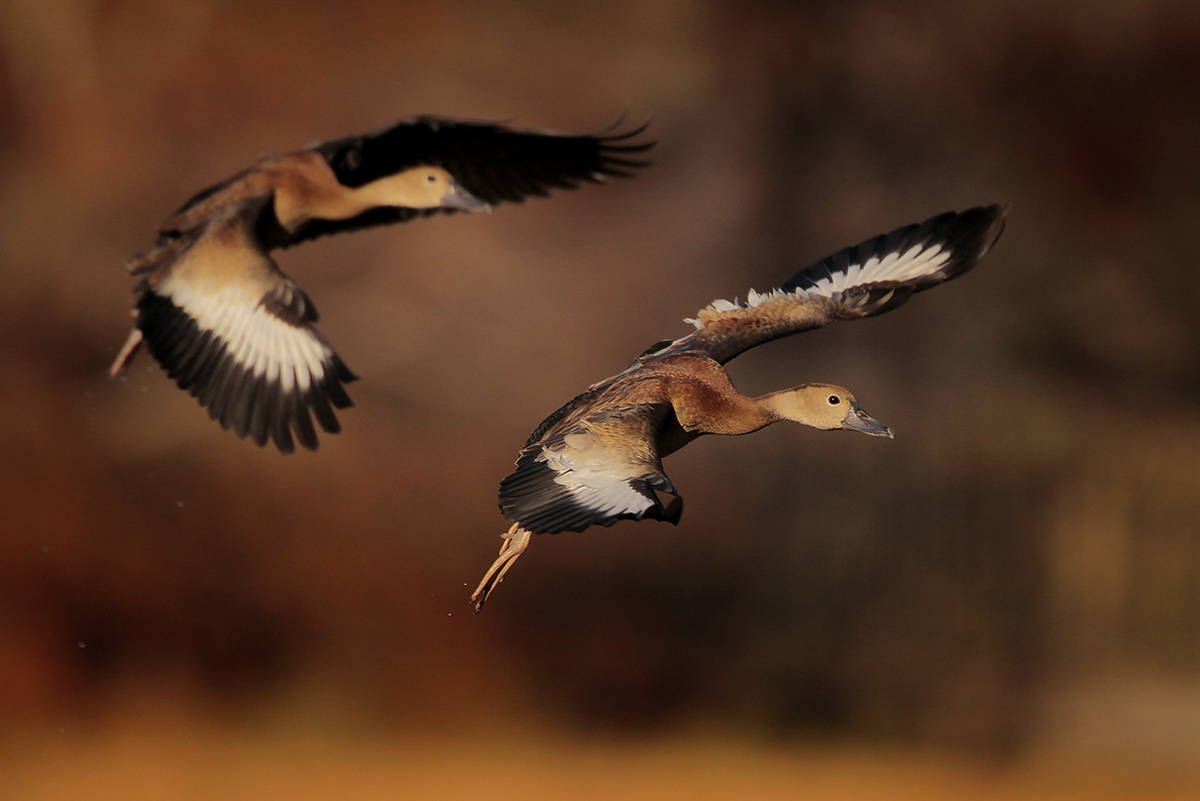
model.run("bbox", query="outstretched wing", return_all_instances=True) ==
[133,205,356,453]
[645,204,1008,365]
[289,116,654,244]
[499,400,683,535]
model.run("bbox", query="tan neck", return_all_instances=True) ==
[269,154,356,229]
[688,392,779,437]
[273,162,446,230]
[755,390,826,429]
[347,172,425,210]
[664,364,788,438]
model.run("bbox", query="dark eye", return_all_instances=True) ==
[827,395,840,405]
[426,173,438,183]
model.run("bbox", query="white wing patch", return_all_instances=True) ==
[162,279,333,389]
[686,238,952,329]
[140,270,355,452]
[541,435,657,519]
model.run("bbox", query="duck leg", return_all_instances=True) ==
[109,326,144,378]
[471,523,531,612]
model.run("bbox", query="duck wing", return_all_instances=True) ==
[131,199,355,453]
[644,204,1007,366]
[499,390,682,535]
[286,116,654,244]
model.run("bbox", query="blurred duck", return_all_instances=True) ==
[110,116,653,453]
[473,204,1008,610]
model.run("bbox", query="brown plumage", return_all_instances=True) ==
[110,116,653,453]
[472,204,1008,610]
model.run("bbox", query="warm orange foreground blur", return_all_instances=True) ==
[2,1,1199,798]
[7,714,1200,801]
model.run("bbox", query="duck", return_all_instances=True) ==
[472,204,1008,610]
[110,116,653,453]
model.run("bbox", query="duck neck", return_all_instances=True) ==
[345,172,423,211]
[694,392,779,437]
[665,367,785,438]
[271,153,368,229]
[753,390,823,429]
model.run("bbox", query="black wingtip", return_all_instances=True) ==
[924,202,1009,286]
[594,117,656,175]
[597,116,655,147]
[646,494,683,525]
[968,202,1009,262]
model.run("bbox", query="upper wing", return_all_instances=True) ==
[499,398,682,535]
[644,204,1008,365]
[289,116,654,244]
[134,206,356,453]
[167,166,255,222]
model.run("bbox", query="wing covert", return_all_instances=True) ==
[499,402,682,534]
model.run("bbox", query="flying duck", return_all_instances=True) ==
[110,116,653,453]
[472,204,1008,610]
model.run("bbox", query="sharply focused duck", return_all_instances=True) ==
[110,116,653,452]
[472,204,1008,610]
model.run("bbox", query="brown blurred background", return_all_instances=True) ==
[1,1,1199,798]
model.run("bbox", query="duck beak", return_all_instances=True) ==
[841,402,894,439]
[441,181,491,212]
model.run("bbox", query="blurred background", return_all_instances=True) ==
[2,0,1199,798]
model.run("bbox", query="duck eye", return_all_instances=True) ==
[827,395,840,405]
[425,173,438,183]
